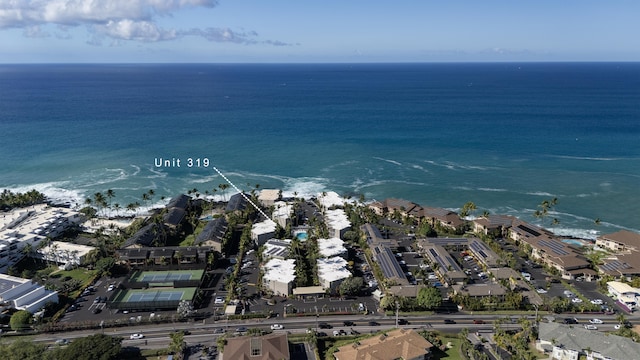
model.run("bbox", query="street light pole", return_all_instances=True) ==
[395,301,399,328]
[315,306,318,331]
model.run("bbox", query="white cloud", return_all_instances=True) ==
[96,19,177,42]
[0,0,295,45]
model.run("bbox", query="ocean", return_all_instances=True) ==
[1,63,639,238]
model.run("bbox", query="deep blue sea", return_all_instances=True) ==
[1,63,639,238]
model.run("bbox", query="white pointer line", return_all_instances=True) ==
[212,166,274,224]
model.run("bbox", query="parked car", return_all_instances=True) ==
[130,333,144,340]
[214,297,225,304]
[213,328,225,334]
[234,327,248,334]
[270,324,284,330]
[55,339,70,345]
[536,288,547,294]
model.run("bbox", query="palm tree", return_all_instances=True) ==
[113,203,121,218]
[21,243,35,265]
[106,189,115,213]
[218,184,229,202]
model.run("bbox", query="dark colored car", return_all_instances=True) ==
[563,318,578,324]
[473,319,485,324]
[368,321,380,326]
[444,319,456,324]
[213,328,225,334]
[319,322,332,329]
[397,319,409,325]
[343,321,355,326]
[316,332,328,337]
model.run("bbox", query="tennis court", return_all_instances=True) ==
[131,269,204,283]
[127,290,186,302]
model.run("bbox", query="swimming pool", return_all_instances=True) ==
[562,239,584,247]
[295,231,308,241]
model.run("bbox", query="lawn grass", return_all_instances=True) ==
[432,336,464,360]
[54,267,96,284]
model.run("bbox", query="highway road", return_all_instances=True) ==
[19,312,637,351]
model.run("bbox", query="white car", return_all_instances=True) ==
[536,288,547,294]
[130,333,144,340]
[270,324,284,330]
[589,319,604,324]
[571,297,583,303]
[107,284,115,291]
[614,324,622,330]
[590,299,603,305]
[584,324,597,330]
[214,297,224,304]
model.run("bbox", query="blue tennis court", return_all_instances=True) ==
[127,290,185,302]
[139,272,193,282]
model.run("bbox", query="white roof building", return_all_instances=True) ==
[258,189,281,207]
[251,220,277,247]
[324,209,352,239]
[263,239,291,260]
[317,191,352,209]
[317,256,351,293]
[37,241,95,270]
[0,273,58,313]
[0,204,85,272]
[317,237,347,259]
[262,258,296,296]
[272,201,292,229]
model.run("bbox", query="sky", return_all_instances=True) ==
[1,0,639,63]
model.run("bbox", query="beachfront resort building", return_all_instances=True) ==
[596,230,640,252]
[36,241,94,270]
[262,258,296,296]
[0,273,59,313]
[194,216,227,253]
[0,204,85,272]
[508,219,590,279]
[317,237,347,259]
[251,220,277,247]
[262,239,290,261]
[334,328,433,360]
[317,256,351,293]
[271,201,292,229]
[324,209,351,239]
[258,189,281,207]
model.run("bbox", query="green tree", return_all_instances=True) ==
[0,339,48,360]
[95,257,116,277]
[10,310,33,331]
[338,277,364,296]
[60,334,122,360]
[460,201,476,218]
[168,331,186,357]
[416,286,443,309]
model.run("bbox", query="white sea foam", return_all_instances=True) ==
[281,178,327,199]
[526,191,556,197]
[477,187,508,192]
[552,155,622,161]
[5,182,85,208]
[373,157,402,166]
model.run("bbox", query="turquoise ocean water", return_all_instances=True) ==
[0,63,638,238]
